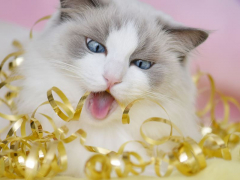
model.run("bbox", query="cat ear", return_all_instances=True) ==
[60,0,110,20]
[165,27,209,52]
[60,0,109,8]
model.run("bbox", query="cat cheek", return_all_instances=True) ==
[73,54,107,91]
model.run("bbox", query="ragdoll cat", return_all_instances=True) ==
[0,0,208,177]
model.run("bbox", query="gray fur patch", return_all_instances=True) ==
[60,0,110,21]
[166,28,209,50]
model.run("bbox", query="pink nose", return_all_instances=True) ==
[104,75,122,89]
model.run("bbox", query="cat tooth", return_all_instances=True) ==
[87,98,93,109]
[90,99,93,105]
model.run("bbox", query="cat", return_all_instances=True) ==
[0,0,208,177]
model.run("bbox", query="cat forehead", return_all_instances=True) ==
[106,22,139,60]
[64,6,168,62]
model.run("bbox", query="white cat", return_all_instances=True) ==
[0,0,208,177]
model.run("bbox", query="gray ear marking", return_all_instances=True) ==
[166,28,209,49]
[59,0,110,21]
[161,24,209,64]
[60,0,96,8]
[157,18,208,52]
[60,0,109,8]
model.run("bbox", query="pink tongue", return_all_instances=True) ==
[89,92,115,120]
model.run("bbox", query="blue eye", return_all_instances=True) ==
[87,39,105,53]
[132,60,153,70]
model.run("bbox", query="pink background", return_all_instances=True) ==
[0,0,240,118]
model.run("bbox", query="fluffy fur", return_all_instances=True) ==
[0,0,208,177]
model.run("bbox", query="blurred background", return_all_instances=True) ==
[0,0,240,119]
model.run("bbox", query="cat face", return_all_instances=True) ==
[21,0,208,123]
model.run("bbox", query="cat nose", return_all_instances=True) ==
[103,75,122,89]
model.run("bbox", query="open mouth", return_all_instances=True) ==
[86,91,118,120]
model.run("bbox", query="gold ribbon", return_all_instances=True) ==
[29,15,52,39]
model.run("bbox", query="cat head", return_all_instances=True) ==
[22,0,208,124]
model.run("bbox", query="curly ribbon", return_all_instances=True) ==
[29,15,51,39]
[1,16,240,180]
[194,72,240,139]
[171,137,206,176]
